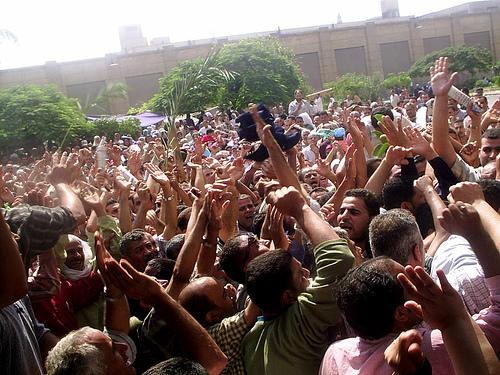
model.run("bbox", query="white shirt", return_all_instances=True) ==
[431,234,490,314]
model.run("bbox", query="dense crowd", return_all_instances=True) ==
[1,57,499,375]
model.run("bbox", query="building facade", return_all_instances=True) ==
[1,1,499,114]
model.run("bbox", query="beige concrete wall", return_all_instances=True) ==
[1,10,498,114]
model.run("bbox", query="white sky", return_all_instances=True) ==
[0,0,485,69]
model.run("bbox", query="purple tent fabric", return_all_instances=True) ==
[87,112,166,128]
[117,112,166,128]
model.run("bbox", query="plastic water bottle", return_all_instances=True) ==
[96,143,107,169]
[447,86,481,113]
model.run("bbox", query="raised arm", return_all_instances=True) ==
[251,107,306,198]
[167,194,209,300]
[0,210,28,308]
[431,57,459,167]
[413,176,449,257]
[266,186,340,247]
[398,266,496,375]
[104,254,228,375]
[447,182,500,248]
[365,146,412,195]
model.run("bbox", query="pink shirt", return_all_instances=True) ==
[319,275,500,375]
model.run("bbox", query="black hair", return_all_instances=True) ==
[337,257,404,340]
[246,251,294,314]
[345,188,381,217]
[166,234,185,261]
[482,127,500,139]
[366,157,382,178]
[317,190,335,207]
[478,179,500,211]
[143,358,208,375]
[219,234,250,284]
[119,229,147,256]
[371,106,394,131]
[145,257,176,280]
[251,212,267,237]
[382,178,414,210]
[177,207,192,232]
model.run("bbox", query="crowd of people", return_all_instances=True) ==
[1,56,499,375]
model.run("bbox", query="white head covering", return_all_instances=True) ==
[61,235,94,280]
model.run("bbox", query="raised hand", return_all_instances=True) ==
[313,158,333,177]
[448,182,484,205]
[145,163,171,188]
[385,145,412,166]
[114,170,132,193]
[430,57,458,97]
[397,266,466,331]
[404,127,434,159]
[384,330,425,375]
[437,202,482,240]
[380,116,410,148]
[413,175,434,193]
[266,186,307,219]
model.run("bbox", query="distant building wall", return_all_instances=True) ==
[1,8,499,114]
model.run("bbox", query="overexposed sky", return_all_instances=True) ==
[0,0,485,69]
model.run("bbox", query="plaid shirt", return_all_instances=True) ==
[141,309,251,375]
[208,311,251,375]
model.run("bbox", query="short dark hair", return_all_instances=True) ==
[143,358,208,375]
[382,178,414,210]
[166,234,185,261]
[366,157,382,178]
[371,106,394,131]
[317,190,335,207]
[251,212,267,236]
[145,258,176,280]
[177,207,192,232]
[119,229,147,256]
[344,188,380,217]
[246,251,294,314]
[219,234,250,284]
[482,128,500,139]
[337,257,404,340]
[478,179,500,211]
[369,209,422,264]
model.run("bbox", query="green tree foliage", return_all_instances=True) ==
[88,117,142,139]
[77,82,128,115]
[408,46,492,78]
[325,73,383,102]
[382,72,411,89]
[216,38,306,110]
[0,84,89,153]
[149,55,234,115]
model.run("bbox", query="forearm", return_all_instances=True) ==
[196,228,218,276]
[219,187,238,242]
[295,205,340,247]
[132,205,147,230]
[354,142,368,188]
[152,290,228,374]
[235,181,259,204]
[54,183,86,224]
[473,200,500,249]
[167,215,207,300]
[365,159,393,195]
[432,95,457,167]
[0,212,28,308]
[104,292,130,333]
[422,186,449,257]
[161,191,179,240]
[118,193,132,235]
[441,316,490,375]
[467,119,481,146]
[466,229,500,278]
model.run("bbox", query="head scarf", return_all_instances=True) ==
[56,234,95,280]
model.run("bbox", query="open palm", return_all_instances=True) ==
[430,57,457,97]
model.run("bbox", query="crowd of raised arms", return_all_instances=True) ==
[1,57,499,375]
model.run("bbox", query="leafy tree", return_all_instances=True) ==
[148,53,235,115]
[325,73,383,102]
[216,37,306,110]
[408,46,492,78]
[88,117,142,139]
[77,82,128,115]
[382,72,411,89]
[0,84,89,153]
